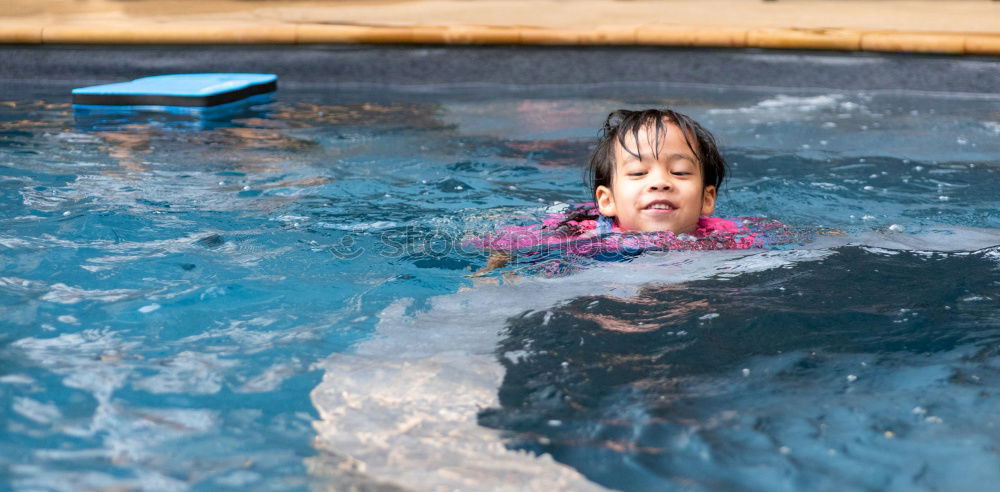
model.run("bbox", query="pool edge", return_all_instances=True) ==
[2,24,998,56]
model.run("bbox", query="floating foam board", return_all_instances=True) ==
[72,73,277,114]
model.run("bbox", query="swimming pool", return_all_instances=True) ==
[2,46,999,491]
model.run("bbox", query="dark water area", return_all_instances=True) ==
[482,245,1000,490]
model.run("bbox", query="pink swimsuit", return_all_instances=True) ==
[470,205,787,257]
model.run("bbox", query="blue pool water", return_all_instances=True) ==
[1,78,999,490]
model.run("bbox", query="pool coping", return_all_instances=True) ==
[3,25,1000,56]
[3,0,999,55]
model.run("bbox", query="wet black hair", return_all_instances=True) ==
[587,108,727,201]
[554,109,728,234]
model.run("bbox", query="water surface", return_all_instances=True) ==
[1,79,998,490]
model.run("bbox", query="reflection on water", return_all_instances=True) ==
[270,102,447,130]
[499,139,594,168]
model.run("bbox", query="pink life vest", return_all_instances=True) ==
[470,205,786,257]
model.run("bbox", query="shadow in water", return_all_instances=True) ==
[480,245,1000,491]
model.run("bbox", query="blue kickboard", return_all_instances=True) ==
[72,73,277,111]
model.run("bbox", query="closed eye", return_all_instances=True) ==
[672,171,692,176]
[627,171,647,177]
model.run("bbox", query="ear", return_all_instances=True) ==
[595,185,617,217]
[700,185,717,216]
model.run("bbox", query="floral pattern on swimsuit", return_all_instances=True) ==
[470,204,794,259]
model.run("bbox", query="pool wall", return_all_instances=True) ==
[3,45,999,97]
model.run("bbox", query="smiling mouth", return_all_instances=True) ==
[643,200,676,212]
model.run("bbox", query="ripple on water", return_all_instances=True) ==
[479,244,1000,491]
[2,82,999,490]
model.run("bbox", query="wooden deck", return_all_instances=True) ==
[3,0,999,54]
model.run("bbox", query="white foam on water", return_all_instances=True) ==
[309,247,837,490]
[12,397,63,425]
[177,316,321,354]
[314,220,399,231]
[10,329,217,490]
[132,351,237,395]
[707,94,858,116]
[235,359,303,394]
[0,275,150,306]
[0,374,36,385]
[840,226,1000,253]
[40,282,143,305]
[309,226,1000,490]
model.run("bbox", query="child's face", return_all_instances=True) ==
[595,121,717,234]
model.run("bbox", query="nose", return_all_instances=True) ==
[647,169,672,191]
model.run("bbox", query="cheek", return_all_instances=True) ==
[687,184,705,202]
[614,181,640,202]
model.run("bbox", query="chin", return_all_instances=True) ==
[641,220,683,234]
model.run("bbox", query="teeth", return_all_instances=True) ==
[648,204,673,210]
